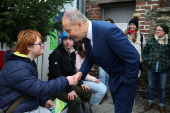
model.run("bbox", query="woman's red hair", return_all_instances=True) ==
[14,29,42,54]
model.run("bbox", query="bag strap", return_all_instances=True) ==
[140,33,143,50]
[6,95,26,113]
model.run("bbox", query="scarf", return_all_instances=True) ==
[155,34,168,45]
[128,30,135,34]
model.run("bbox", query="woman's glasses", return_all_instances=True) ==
[32,42,44,47]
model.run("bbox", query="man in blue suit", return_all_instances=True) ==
[62,10,140,113]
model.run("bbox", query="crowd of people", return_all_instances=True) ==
[0,9,169,113]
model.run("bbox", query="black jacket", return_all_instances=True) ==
[48,44,83,93]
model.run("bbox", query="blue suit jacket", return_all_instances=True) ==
[79,20,140,92]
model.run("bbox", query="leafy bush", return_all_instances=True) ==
[0,0,73,45]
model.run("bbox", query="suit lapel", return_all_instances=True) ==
[91,20,100,65]
[83,38,95,63]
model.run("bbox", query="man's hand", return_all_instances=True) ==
[66,76,77,85]
[73,72,83,83]
[68,90,77,100]
[95,79,100,84]
[45,100,54,108]
[81,84,90,91]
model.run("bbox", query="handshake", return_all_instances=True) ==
[66,72,83,85]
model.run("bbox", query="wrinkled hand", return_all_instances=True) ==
[95,79,100,84]
[81,84,90,91]
[66,76,77,85]
[73,72,83,83]
[45,100,54,108]
[68,90,77,100]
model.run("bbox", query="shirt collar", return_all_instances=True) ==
[64,46,75,54]
[86,20,92,41]
[14,52,28,58]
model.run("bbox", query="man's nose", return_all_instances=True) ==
[67,33,70,38]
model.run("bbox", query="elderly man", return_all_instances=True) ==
[62,10,140,113]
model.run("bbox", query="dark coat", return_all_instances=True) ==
[48,44,83,93]
[79,20,140,92]
[0,50,69,113]
[142,36,170,72]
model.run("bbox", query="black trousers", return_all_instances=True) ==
[50,85,92,113]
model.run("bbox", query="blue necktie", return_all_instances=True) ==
[84,38,95,62]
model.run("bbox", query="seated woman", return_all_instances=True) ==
[0,29,75,113]
[75,40,107,108]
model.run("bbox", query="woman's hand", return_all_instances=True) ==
[81,84,90,91]
[45,100,54,108]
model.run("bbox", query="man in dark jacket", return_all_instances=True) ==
[0,29,75,113]
[48,31,92,113]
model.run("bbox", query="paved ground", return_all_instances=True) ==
[92,91,170,113]
[1,91,170,113]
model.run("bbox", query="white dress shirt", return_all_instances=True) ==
[86,20,93,48]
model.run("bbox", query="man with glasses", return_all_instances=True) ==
[48,31,92,113]
[0,29,76,113]
[142,24,169,113]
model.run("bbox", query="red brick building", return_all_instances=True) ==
[85,0,170,100]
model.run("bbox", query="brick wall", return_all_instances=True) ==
[136,0,159,34]
[85,1,170,103]
[85,0,100,78]
[135,1,170,102]
[135,0,159,96]
[85,0,101,20]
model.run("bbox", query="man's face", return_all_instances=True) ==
[30,36,44,57]
[62,17,83,42]
[63,37,74,50]
[155,26,165,38]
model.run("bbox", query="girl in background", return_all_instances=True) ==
[75,40,107,108]
[124,13,146,77]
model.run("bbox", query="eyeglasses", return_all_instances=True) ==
[155,30,163,32]
[32,42,44,47]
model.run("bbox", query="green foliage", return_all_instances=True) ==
[0,0,73,45]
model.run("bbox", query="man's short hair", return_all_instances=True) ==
[63,10,87,26]
[14,29,42,55]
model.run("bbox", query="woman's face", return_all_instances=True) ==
[129,23,137,31]
[155,26,165,38]
[82,43,85,51]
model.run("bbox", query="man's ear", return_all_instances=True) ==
[77,21,82,30]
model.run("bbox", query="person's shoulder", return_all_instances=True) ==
[76,53,81,59]
[168,35,170,39]
[91,20,116,33]
[50,45,63,56]
[7,58,28,66]
[4,59,33,75]
[146,36,155,43]
[91,20,113,27]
